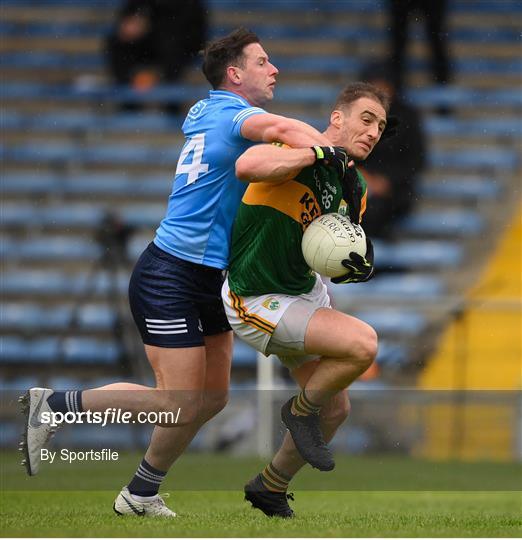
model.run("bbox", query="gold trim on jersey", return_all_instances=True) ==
[242,181,320,227]
[229,290,276,335]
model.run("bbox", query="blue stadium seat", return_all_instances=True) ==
[330,274,445,300]
[77,304,117,330]
[374,240,464,268]
[419,177,501,200]
[1,172,61,194]
[233,339,258,367]
[120,204,166,227]
[1,303,71,330]
[61,337,121,364]
[398,210,484,236]
[1,271,72,295]
[0,336,60,363]
[375,341,410,370]
[353,309,427,336]
[429,148,519,171]
[16,237,101,260]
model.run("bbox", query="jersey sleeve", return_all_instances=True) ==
[220,103,267,140]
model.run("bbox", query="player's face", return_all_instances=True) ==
[236,43,279,106]
[338,97,387,160]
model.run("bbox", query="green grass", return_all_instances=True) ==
[1,453,521,537]
[1,490,520,537]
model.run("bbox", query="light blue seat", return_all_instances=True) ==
[17,237,101,260]
[374,240,463,268]
[375,340,409,369]
[6,142,80,163]
[77,304,117,330]
[425,117,522,138]
[429,148,518,171]
[398,210,484,236]
[120,205,165,228]
[1,204,39,226]
[63,173,132,195]
[1,271,72,295]
[233,340,258,367]
[40,206,104,228]
[331,274,445,300]
[353,309,427,336]
[84,144,153,165]
[419,177,501,200]
[62,337,121,364]
[1,172,61,194]
[1,303,71,330]
[0,337,60,363]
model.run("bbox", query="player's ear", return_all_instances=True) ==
[226,66,242,86]
[330,109,343,129]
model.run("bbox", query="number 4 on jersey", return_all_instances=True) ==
[175,133,209,184]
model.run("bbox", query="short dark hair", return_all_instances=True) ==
[334,82,390,113]
[202,28,260,89]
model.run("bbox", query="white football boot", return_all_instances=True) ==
[113,486,177,517]
[19,387,59,476]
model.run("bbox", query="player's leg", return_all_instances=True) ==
[116,265,233,516]
[245,360,350,518]
[142,331,233,471]
[271,360,350,477]
[280,308,376,470]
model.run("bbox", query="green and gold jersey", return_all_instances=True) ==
[228,160,367,296]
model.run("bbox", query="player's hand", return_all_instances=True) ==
[331,238,375,284]
[311,145,349,179]
[341,164,363,224]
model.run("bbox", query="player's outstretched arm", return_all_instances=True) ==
[236,144,315,183]
[241,113,331,147]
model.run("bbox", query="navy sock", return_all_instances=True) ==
[128,459,167,497]
[47,391,83,414]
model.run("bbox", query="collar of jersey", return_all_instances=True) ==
[209,90,252,106]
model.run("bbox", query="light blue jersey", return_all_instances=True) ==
[154,90,266,269]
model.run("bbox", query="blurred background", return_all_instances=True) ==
[1,0,521,471]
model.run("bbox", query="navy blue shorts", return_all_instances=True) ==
[128,242,231,348]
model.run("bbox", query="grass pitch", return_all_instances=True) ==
[1,453,521,537]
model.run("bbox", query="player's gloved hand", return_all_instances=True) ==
[341,164,363,224]
[311,145,349,179]
[380,115,400,141]
[331,238,375,284]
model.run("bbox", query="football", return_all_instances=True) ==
[301,213,367,278]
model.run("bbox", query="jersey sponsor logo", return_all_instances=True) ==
[325,182,338,195]
[262,298,280,311]
[300,191,320,227]
[187,100,207,120]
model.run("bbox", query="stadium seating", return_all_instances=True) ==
[0,0,520,397]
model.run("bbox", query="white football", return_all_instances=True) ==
[301,213,367,278]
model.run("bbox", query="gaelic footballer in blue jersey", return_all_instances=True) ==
[20,28,332,517]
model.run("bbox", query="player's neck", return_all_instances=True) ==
[217,85,258,106]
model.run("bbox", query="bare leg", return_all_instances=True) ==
[272,360,351,477]
[81,345,207,425]
[144,332,233,471]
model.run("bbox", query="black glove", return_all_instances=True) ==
[311,145,349,179]
[380,115,399,141]
[341,164,363,224]
[331,237,375,284]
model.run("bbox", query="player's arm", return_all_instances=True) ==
[236,144,316,183]
[241,112,331,147]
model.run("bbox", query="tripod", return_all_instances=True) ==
[60,211,148,380]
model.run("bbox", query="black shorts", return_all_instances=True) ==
[128,242,231,348]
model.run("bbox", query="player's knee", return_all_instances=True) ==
[199,391,229,422]
[351,326,378,372]
[157,391,203,425]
